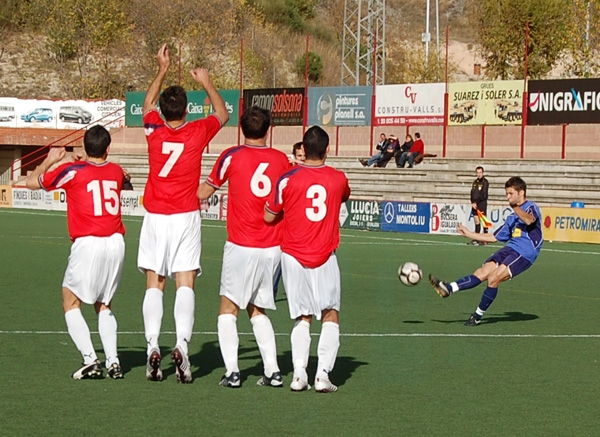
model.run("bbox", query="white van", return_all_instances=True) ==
[0,105,15,122]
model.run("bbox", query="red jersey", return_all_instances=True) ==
[207,145,290,248]
[266,164,350,268]
[39,161,125,241]
[143,109,222,214]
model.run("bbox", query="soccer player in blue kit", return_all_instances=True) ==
[429,177,543,326]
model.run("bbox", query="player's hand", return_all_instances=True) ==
[157,44,170,71]
[457,223,468,236]
[190,68,211,87]
[47,147,66,164]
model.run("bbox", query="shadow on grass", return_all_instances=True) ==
[433,311,539,325]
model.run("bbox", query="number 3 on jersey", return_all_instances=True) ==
[306,184,327,222]
[159,141,184,177]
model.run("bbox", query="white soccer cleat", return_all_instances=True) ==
[290,377,311,392]
[72,360,103,380]
[171,346,192,384]
[314,377,338,393]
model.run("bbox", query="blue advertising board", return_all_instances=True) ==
[381,201,430,233]
[308,86,372,126]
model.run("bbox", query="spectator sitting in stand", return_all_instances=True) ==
[358,133,389,167]
[397,132,424,168]
[373,135,402,167]
[393,134,414,167]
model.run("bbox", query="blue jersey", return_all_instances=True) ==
[493,200,543,263]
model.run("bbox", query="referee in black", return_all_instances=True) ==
[469,166,489,245]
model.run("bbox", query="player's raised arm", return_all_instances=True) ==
[190,68,229,126]
[25,147,66,190]
[143,44,171,114]
[457,223,497,243]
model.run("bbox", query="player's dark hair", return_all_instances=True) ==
[292,141,303,157]
[84,125,111,158]
[241,106,271,139]
[159,85,187,121]
[303,126,329,160]
[476,166,484,172]
[505,176,526,195]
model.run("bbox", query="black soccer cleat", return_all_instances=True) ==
[107,363,124,379]
[429,274,451,298]
[72,360,103,380]
[146,348,163,382]
[464,313,482,326]
[257,371,283,387]
[219,371,241,388]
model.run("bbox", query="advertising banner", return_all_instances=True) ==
[381,201,430,233]
[0,98,125,129]
[0,185,12,208]
[430,203,471,234]
[12,187,54,209]
[125,90,239,127]
[340,199,381,230]
[243,88,305,126]
[528,78,600,125]
[308,86,371,126]
[448,81,523,125]
[375,84,444,126]
[541,206,600,244]
[200,193,222,221]
[121,191,145,216]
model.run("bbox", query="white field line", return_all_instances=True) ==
[1,330,599,338]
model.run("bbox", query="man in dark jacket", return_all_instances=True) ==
[469,166,489,245]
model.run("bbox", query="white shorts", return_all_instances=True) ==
[138,211,202,279]
[281,252,341,320]
[220,241,281,310]
[63,234,125,305]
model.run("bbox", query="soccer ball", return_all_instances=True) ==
[398,262,422,286]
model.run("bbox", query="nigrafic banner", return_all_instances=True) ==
[448,81,523,126]
[308,86,371,126]
[243,88,305,126]
[375,84,444,126]
[528,79,600,125]
[125,90,239,127]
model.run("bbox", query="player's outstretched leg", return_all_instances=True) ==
[252,314,283,387]
[290,320,311,391]
[314,321,340,393]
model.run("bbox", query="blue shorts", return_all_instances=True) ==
[485,246,532,278]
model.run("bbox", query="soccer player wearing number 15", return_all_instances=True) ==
[26,126,126,380]
[139,43,229,383]
[197,106,289,388]
[265,126,351,393]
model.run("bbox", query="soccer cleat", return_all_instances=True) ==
[72,360,103,380]
[107,363,124,379]
[314,377,338,393]
[429,274,451,298]
[146,348,163,382]
[219,371,241,388]
[465,313,482,326]
[171,347,192,384]
[468,240,480,246]
[290,377,311,392]
[257,371,283,387]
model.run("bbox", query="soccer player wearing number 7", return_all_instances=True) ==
[429,177,543,326]
[197,106,289,388]
[26,126,126,380]
[264,126,351,393]
[139,43,229,383]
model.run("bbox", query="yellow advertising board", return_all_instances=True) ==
[0,185,12,208]
[448,80,524,126]
[542,207,600,244]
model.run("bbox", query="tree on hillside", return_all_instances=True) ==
[467,0,572,79]
[0,0,20,61]
[563,0,600,77]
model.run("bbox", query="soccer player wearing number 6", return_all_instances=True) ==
[26,126,126,380]
[139,43,229,383]
[264,126,351,393]
[197,106,289,388]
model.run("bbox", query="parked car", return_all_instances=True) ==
[0,105,15,122]
[21,108,54,122]
[58,106,93,124]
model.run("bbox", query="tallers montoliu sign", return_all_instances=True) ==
[243,88,305,126]
[528,78,600,125]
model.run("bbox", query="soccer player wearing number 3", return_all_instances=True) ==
[198,106,290,388]
[139,43,229,383]
[265,126,351,393]
[26,126,126,380]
